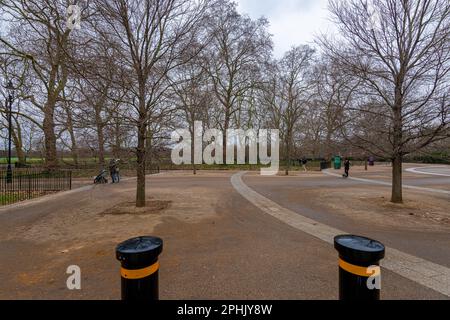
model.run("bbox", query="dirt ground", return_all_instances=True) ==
[258,164,450,231]
[328,165,450,230]
[293,185,450,231]
[0,172,226,299]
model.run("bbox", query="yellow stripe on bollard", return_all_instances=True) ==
[339,258,380,277]
[121,261,160,279]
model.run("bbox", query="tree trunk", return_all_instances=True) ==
[135,84,147,208]
[391,154,402,203]
[65,109,78,167]
[325,132,332,161]
[222,115,230,165]
[285,137,291,175]
[136,119,147,208]
[95,107,105,166]
[13,137,26,165]
[43,100,58,170]
[146,127,154,172]
[191,130,196,174]
[391,99,403,203]
[97,123,105,166]
[113,115,121,159]
[11,118,26,165]
[69,137,78,167]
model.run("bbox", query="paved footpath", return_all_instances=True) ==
[236,171,450,298]
[0,168,448,299]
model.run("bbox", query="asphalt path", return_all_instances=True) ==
[406,166,450,177]
[243,168,450,267]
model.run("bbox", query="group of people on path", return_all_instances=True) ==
[296,156,351,176]
[104,156,351,183]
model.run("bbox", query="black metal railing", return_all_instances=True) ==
[0,168,72,206]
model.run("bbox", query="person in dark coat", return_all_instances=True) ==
[301,157,308,172]
[109,159,118,183]
[344,159,351,177]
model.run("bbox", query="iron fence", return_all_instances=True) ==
[0,168,72,206]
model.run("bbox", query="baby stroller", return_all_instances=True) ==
[94,169,108,184]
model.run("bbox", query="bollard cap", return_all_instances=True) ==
[334,234,385,265]
[116,236,163,269]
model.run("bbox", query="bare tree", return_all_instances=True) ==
[93,0,211,207]
[262,46,315,175]
[312,59,358,160]
[58,88,79,166]
[0,0,92,169]
[0,50,43,165]
[170,54,209,174]
[320,0,449,202]
[204,2,272,163]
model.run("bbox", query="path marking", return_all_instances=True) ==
[322,169,450,196]
[231,171,450,297]
[406,166,450,177]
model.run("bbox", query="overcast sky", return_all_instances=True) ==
[235,0,335,58]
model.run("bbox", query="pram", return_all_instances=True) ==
[94,169,108,184]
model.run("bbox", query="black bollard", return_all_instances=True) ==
[334,234,385,300]
[116,236,163,301]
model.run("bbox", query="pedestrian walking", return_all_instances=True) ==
[343,159,351,178]
[109,158,118,183]
[301,157,308,172]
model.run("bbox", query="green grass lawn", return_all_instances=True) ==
[0,157,43,164]
[0,193,23,205]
